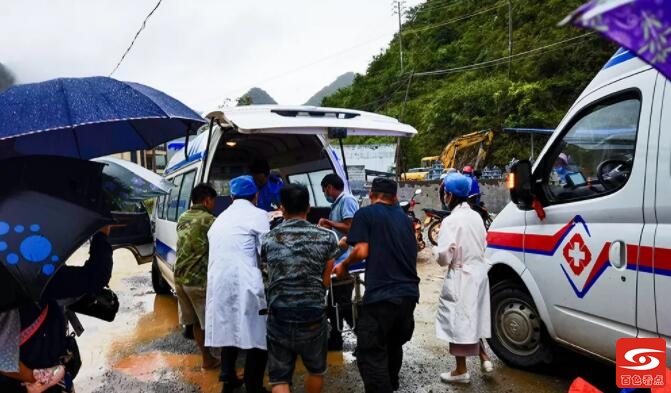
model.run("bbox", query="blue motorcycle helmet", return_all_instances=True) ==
[443,172,472,198]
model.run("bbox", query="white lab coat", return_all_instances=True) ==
[433,202,491,344]
[205,199,270,349]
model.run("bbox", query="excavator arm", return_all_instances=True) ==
[439,130,494,170]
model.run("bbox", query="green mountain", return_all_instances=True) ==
[304,72,356,106]
[322,0,616,168]
[238,87,277,105]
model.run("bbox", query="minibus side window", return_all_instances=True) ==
[166,174,183,222]
[177,171,197,218]
[539,95,640,203]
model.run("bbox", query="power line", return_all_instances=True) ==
[413,32,595,77]
[402,3,507,35]
[109,0,164,77]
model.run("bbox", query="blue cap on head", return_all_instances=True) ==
[230,175,258,197]
[443,173,472,198]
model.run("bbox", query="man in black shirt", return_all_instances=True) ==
[333,178,419,393]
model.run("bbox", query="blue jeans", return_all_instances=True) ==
[266,308,328,385]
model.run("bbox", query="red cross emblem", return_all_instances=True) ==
[563,233,592,276]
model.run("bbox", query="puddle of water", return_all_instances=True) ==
[74,249,179,384]
[114,352,221,392]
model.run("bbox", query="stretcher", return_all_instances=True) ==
[329,260,366,332]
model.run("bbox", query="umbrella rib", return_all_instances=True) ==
[58,79,82,158]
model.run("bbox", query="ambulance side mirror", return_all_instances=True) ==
[508,160,533,208]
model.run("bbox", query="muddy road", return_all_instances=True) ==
[69,248,619,393]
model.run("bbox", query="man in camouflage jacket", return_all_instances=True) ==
[174,183,220,370]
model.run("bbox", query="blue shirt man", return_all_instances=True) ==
[319,173,359,350]
[250,159,284,212]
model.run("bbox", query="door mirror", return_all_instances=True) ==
[508,159,533,208]
[414,189,422,195]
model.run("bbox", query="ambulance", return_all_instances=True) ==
[485,49,671,368]
[146,105,416,293]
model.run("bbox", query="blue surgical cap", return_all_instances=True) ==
[230,175,258,197]
[443,173,472,198]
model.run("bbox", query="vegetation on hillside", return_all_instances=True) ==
[322,0,616,169]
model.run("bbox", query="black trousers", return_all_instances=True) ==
[355,298,416,393]
[326,281,354,345]
[220,346,268,393]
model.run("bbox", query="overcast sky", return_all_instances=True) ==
[1,0,424,112]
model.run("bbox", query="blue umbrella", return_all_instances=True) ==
[0,76,205,159]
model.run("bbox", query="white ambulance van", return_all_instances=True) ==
[486,49,671,368]
[146,105,417,293]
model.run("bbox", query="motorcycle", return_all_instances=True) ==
[422,207,451,246]
[469,193,494,230]
[423,193,494,246]
[400,188,426,250]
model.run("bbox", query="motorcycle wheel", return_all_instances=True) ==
[428,220,441,246]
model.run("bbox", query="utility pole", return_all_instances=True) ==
[508,0,513,79]
[394,1,405,74]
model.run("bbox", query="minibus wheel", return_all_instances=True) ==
[151,258,172,295]
[488,280,554,369]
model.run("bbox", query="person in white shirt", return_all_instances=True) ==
[206,175,270,393]
[433,173,493,385]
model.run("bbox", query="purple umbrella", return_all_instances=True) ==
[561,0,671,80]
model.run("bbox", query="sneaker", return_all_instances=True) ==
[440,371,471,384]
[481,360,494,373]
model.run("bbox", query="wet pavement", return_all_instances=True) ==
[69,247,620,393]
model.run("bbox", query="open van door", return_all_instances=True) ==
[213,105,418,137]
[93,156,172,264]
[201,105,417,221]
[108,203,155,264]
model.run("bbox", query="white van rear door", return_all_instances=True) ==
[208,106,417,137]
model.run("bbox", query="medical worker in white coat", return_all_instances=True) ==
[206,175,270,393]
[433,172,493,384]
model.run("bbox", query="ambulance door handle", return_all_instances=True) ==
[609,240,627,270]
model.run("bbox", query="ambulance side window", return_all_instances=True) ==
[539,94,641,204]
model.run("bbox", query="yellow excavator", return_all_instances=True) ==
[433,129,495,171]
[401,130,494,181]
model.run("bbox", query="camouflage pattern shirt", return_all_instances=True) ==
[262,219,339,309]
[175,205,215,288]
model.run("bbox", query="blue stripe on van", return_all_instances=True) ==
[164,151,206,175]
[155,238,176,265]
[603,48,636,70]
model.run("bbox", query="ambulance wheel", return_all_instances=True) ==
[488,281,554,369]
[428,221,441,246]
[152,258,172,295]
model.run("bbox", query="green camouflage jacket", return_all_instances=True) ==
[174,205,214,287]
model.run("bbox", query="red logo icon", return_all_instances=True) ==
[617,338,667,388]
[563,233,592,276]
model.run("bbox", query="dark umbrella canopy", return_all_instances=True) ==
[0,76,205,160]
[0,156,114,306]
[0,190,113,302]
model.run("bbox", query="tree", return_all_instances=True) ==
[236,94,253,106]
